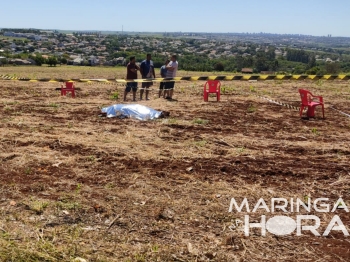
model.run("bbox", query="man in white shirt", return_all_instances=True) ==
[164,55,178,100]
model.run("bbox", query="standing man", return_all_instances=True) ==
[140,54,155,100]
[124,56,140,102]
[159,59,170,98]
[164,55,178,100]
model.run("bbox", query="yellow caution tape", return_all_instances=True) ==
[1,74,349,82]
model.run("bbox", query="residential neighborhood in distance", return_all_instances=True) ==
[1,28,350,74]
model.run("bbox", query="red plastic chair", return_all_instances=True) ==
[298,89,324,118]
[61,82,76,98]
[204,80,221,102]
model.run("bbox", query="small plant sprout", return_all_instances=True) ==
[167,118,178,124]
[337,201,345,209]
[247,104,256,113]
[304,195,310,204]
[194,140,207,147]
[316,79,324,87]
[236,147,245,154]
[192,118,209,125]
[311,128,319,135]
[29,200,49,214]
[49,103,59,108]
[76,183,82,194]
[151,245,159,253]
[110,91,119,100]
[134,253,146,262]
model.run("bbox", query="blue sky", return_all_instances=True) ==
[1,0,349,37]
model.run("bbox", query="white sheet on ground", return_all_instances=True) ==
[101,104,162,121]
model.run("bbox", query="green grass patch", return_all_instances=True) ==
[192,118,209,125]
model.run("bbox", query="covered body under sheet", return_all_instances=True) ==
[101,104,163,121]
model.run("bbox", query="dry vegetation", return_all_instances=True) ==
[0,66,350,262]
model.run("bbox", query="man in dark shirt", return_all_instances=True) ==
[140,54,155,100]
[124,56,140,101]
[159,59,169,98]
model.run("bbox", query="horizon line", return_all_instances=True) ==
[0,28,348,38]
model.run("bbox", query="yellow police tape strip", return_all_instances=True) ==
[249,92,350,118]
[1,74,350,82]
[239,91,303,112]
[329,107,350,118]
[255,94,301,111]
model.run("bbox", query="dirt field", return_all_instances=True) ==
[0,66,350,261]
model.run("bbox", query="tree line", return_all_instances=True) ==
[1,28,41,34]
[104,37,348,74]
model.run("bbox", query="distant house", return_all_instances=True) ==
[38,48,49,53]
[27,58,36,65]
[241,68,253,74]
[69,55,80,60]
[0,56,6,67]
[27,34,42,41]
[4,32,18,37]
[88,56,99,66]
[103,57,126,66]
[9,59,31,65]
[274,50,283,56]
[115,57,126,65]
[73,57,85,65]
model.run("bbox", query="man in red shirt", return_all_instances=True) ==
[124,56,140,101]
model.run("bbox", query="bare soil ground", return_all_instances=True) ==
[0,67,350,261]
